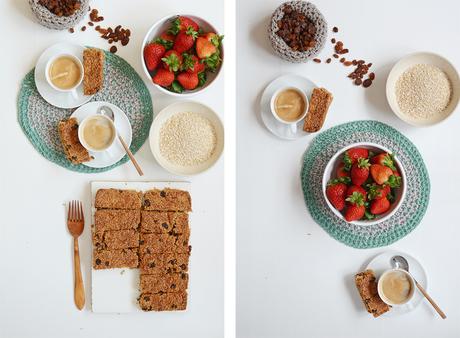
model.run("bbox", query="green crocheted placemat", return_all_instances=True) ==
[18,49,153,173]
[301,120,430,249]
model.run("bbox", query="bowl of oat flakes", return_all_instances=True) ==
[149,101,224,176]
[386,52,460,126]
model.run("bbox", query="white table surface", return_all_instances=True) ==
[0,1,223,337]
[237,0,460,337]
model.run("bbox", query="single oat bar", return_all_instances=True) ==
[58,118,92,164]
[139,232,190,255]
[139,291,187,311]
[143,189,192,211]
[355,269,390,318]
[93,248,138,269]
[83,48,104,95]
[140,253,190,275]
[95,189,142,210]
[95,209,140,232]
[140,273,189,294]
[141,211,189,234]
[303,88,333,132]
[103,229,139,250]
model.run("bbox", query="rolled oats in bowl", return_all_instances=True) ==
[268,1,328,63]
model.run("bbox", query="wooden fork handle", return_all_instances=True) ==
[416,281,446,319]
[118,135,144,176]
[73,238,85,310]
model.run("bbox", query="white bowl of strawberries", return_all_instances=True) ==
[141,15,223,96]
[322,142,406,226]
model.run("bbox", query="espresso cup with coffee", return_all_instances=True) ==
[377,269,415,306]
[270,87,309,132]
[45,54,84,95]
[78,114,116,153]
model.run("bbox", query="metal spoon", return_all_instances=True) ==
[391,255,446,319]
[98,105,144,176]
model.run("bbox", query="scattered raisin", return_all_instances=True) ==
[331,38,336,44]
[69,27,74,33]
[81,26,86,31]
[369,72,375,80]
[354,78,362,85]
[333,26,339,33]
[363,79,373,88]
[326,58,331,64]
[313,58,321,63]
[110,46,117,53]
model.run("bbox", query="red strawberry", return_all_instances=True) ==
[371,152,396,171]
[144,43,166,71]
[162,50,183,72]
[346,185,367,201]
[344,191,366,222]
[152,68,174,87]
[182,54,205,73]
[173,26,198,53]
[177,72,199,90]
[160,31,175,42]
[326,181,348,211]
[344,147,369,168]
[336,162,349,178]
[370,164,393,185]
[202,32,223,47]
[370,197,391,215]
[351,158,370,186]
[368,184,391,200]
[196,36,217,59]
[169,16,199,34]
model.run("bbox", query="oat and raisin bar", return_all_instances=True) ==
[95,189,142,210]
[141,211,189,234]
[139,232,190,255]
[140,253,190,275]
[103,229,139,250]
[58,118,92,164]
[355,269,390,317]
[303,87,333,132]
[83,48,104,95]
[95,209,140,232]
[140,273,189,294]
[93,248,138,269]
[143,189,192,211]
[139,291,187,311]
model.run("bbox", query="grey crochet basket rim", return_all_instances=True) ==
[269,0,328,63]
[28,0,90,30]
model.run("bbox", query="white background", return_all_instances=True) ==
[237,0,460,337]
[0,1,224,337]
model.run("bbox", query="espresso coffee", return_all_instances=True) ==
[381,270,412,304]
[82,116,115,151]
[49,56,82,90]
[274,88,306,122]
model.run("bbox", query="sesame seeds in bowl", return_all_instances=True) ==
[149,101,224,176]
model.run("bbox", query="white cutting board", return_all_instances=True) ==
[90,181,192,313]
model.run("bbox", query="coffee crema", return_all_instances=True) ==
[274,88,306,122]
[49,56,82,90]
[82,116,115,151]
[381,270,412,304]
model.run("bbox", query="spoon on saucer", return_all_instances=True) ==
[98,105,144,176]
[391,255,446,319]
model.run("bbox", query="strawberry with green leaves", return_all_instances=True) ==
[346,185,367,201]
[161,50,183,72]
[343,147,369,170]
[336,162,349,178]
[196,35,223,71]
[174,26,198,53]
[152,68,175,87]
[370,164,401,187]
[370,197,391,215]
[326,180,348,211]
[367,184,391,200]
[371,152,396,171]
[182,54,206,74]
[144,43,166,71]
[177,72,199,90]
[351,158,370,186]
[169,16,199,35]
[344,192,366,222]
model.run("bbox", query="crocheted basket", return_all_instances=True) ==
[28,0,89,30]
[268,1,328,63]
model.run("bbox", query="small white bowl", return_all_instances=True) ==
[386,52,460,127]
[322,142,406,226]
[149,100,224,176]
[141,14,223,97]
[269,86,309,125]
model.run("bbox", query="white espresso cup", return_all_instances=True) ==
[78,114,117,153]
[377,268,416,306]
[45,54,84,97]
[270,86,309,133]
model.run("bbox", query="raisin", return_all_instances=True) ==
[95,259,101,265]
[363,79,373,88]
[162,222,169,229]
[333,26,339,33]
[160,191,166,197]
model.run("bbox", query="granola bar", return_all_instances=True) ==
[140,211,189,234]
[58,118,92,164]
[303,87,333,132]
[140,273,189,294]
[139,232,190,255]
[83,48,104,95]
[103,229,139,250]
[139,291,187,311]
[355,269,390,318]
[140,253,190,275]
[93,248,138,269]
[95,189,142,210]
[94,209,140,232]
[143,189,191,211]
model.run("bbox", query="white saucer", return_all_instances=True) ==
[366,250,428,317]
[71,101,132,169]
[260,74,317,140]
[35,42,94,109]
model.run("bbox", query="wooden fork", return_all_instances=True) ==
[67,200,85,310]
